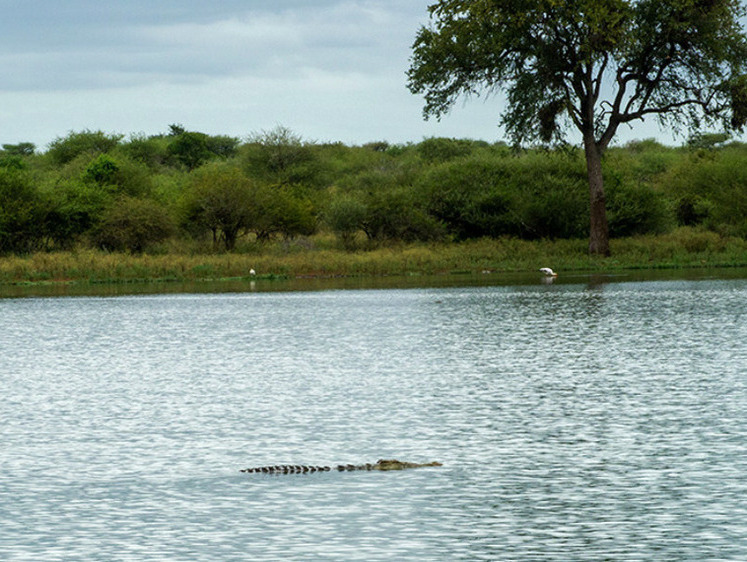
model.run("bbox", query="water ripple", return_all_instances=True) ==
[1,280,746,560]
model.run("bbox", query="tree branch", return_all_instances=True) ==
[619,96,708,123]
[592,53,609,102]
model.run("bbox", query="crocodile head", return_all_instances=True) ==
[374,459,443,470]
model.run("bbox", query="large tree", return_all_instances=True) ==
[407,0,747,255]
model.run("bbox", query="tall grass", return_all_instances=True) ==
[2,228,746,286]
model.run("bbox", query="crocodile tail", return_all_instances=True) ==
[241,464,332,474]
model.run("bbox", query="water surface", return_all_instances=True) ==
[1,278,745,560]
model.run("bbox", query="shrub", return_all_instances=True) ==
[206,135,240,158]
[243,126,327,187]
[659,147,747,237]
[82,153,153,198]
[419,151,588,240]
[38,181,104,249]
[123,134,170,168]
[84,154,119,185]
[0,155,26,170]
[675,195,712,227]
[246,126,308,173]
[168,132,212,171]
[606,181,671,237]
[416,137,478,162]
[265,190,317,241]
[0,169,47,253]
[93,197,175,253]
[362,141,389,152]
[606,141,680,185]
[47,130,123,166]
[360,187,444,242]
[518,175,588,239]
[325,195,368,249]
[418,155,514,239]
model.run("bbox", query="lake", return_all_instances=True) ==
[1,273,746,560]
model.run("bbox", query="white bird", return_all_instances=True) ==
[539,267,558,277]
[249,268,256,276]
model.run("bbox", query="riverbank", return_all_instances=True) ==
[2,229,747,287]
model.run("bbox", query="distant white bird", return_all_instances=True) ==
[539,267,558,277]
[249,268,256,276]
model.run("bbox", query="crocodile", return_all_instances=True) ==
[240,459,442,474]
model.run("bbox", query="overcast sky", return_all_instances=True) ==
[0,1,734,150]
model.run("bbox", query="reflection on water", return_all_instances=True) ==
[1,278,746,560]
[4,265,747,299]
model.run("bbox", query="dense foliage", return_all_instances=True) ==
[407,0,747,255]
[1,126,746,256]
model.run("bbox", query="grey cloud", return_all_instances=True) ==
[0,1,516,148]
[2,1,426,91]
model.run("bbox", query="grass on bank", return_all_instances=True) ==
[2,228,747,286]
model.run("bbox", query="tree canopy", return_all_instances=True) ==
[408,0,747,254]
[2,125,747,257]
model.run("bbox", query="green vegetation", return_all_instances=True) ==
[408,0,747,256]
[1,125,747,286]
[2,230,746,287]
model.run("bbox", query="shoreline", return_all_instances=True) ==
[3,230,747,289]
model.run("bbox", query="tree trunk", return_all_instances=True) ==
[223,227,238,251]
[583,135,610,256]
